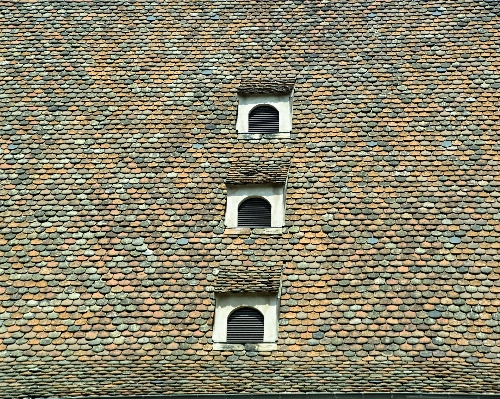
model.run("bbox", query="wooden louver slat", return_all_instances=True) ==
[248,105,279,134]
[227,307,264,343]
[238,197,271,227]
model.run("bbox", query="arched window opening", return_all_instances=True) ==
[238,197,271,227]
[227,307,264,343]
[248,105,279,134]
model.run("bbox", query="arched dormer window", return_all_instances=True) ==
[238,197,271,227]
[227,307,264,343]
[248,105,279,134]
[213,292,279,350]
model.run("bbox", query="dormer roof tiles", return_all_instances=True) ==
[214,264,282,293]
[226,161,290,185]
[238,79,296,95]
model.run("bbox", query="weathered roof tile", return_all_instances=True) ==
[215,263,282,293]
[226,161,290,185]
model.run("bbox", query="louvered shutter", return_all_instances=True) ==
[238,197,271,227]
[227,307,264,343]
[248,105,279,134]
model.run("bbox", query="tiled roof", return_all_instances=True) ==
[1,0,500,397]
[226,160,290,185]
[214,263,282,293]
[238,79,296,95]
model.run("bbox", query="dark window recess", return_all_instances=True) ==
[238,197,271,227]
[248,105,279,134]
[227,307,264,343]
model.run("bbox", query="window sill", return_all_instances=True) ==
[238,132,290,140]
[213,342,277,351]
[224,227,283,235]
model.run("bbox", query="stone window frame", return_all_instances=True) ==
[236,92,293,140]
[224,184,285,235]
[213,292,279,351]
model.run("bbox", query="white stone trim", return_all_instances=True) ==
[225,184,285,228]
[213,342,277,351]
[238,132,291,140]
[212,292,279,345]
[236,92,293,134]
[224,227,283,235]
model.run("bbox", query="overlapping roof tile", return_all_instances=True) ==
[215,263,282,293]
[226,161,290,185]
[238,79,296,95]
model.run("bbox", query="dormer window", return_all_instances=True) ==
[212,292,279,351]
[248,105,279,134]
[224,160,290,235]
[236,79,294,139]
[225,184,285,234]
[238,197,271,227]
